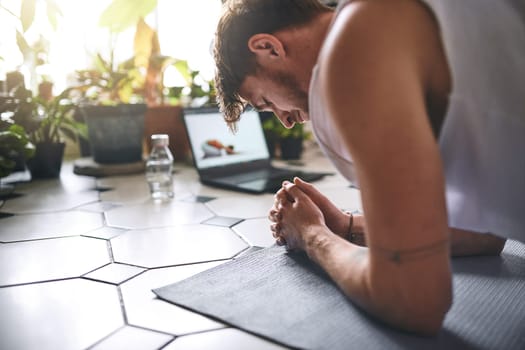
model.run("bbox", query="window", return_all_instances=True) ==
[0,0,221,93]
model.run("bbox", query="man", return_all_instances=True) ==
[213,0,525,334]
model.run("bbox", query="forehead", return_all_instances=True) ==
[238,75,263,106]
[239,75,271,106]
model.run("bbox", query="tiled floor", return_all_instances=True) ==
[0,143,361,350]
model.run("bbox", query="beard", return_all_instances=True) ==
[260,66,309,114]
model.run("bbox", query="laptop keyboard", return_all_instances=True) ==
[217,168,294,185]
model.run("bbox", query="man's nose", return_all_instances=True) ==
[273,109,292,128]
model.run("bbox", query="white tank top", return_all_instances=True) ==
[309,0,525,242]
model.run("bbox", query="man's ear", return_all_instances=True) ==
[247,33,286,60]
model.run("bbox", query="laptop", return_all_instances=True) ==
[182,107,331,194]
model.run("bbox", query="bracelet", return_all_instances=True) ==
[347,212,354,242]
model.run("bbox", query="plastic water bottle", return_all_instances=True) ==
[146,134,174,199]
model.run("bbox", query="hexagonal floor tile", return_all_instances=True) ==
[0,211,104,242]
[105,201,214,229]
[83,226,127,240]
[111,225,249,268]
[317,186,362,212]
[0,279,123,350]
[205,195,275,219]
[97,173,196,204]
[1,189,99,214]
[98,174,152,204]
[84,263,146,285]
[120,262,226,335]
[90,326,173,350]
[232,218,275,248]
[0,236,110,286]
[202,216,244,228]
[163,328,288,350]
[1,167,99,214]
[78,201,122,213]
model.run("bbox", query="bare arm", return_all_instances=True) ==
[449,228,506,256]
[288,179,506,255]
[310,1,452,334]
[349,214,506,255]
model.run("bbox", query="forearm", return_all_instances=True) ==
[304,225,371,306]
[450,228,506,256]
[304,227,450,335]
[347,214,506,256]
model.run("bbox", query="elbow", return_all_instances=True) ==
[364,274,453,336]
[398,285,453,336]
[412,299,451,336]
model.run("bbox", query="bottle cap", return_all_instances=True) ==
[151,134,169,147]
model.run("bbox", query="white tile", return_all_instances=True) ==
[84,263,146,285]
[90,326,173,350]
[233,218,275,248]
[105,200,214,229]
[2,166,99,214]
[78,201,122,213]
[0,279,123,350]
[206,195,275,219]
[1,189,99,214]
[0,211,104,242]
[164,328,288,350]
[120,263,226,335]
[83,227,127,240]
[0,236,110,286]
[319,186,363,212]
[111,225,248,268]
[97,173,150,203]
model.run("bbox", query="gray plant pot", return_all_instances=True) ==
[27,142,65,179]
[79,104,147,164]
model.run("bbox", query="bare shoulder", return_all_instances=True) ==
[318,0,441,122]
[321,0,438,51]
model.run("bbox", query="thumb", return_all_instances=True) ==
[294,177,318,196]
[283,180,310,203]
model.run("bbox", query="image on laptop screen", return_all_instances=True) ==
[184,109,270,170]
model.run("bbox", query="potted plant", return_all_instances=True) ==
[8,86,87,178]
[261,112,312,160]
[0,106,35,195]
[74,53,147,164]
[97,0,216,163]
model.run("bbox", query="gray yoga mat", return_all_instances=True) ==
[154,240,525,350]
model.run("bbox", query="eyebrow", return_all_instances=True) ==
[252,102,265,111]
[253,98,270,112]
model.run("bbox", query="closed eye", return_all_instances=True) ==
[254,99,272,112]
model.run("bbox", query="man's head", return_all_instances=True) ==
[213,0,332,130]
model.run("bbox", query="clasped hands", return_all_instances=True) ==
[268,178,331,251]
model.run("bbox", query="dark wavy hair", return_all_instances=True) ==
[213,0,331,130]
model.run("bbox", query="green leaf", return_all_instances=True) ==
[99,0,157,33]
[20,0,36,32]
[16,30,31,61]
[172,60,192,85]
[45,0,63,31]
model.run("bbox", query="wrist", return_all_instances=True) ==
[346,212,366,246]
[352,213,366,233]
[304,225,333,259]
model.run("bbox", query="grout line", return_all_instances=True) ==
[0,276,78,289]
[117,285,129,325]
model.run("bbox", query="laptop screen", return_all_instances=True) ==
[184,109,270,170]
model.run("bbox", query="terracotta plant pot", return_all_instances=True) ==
[144,105,191,162]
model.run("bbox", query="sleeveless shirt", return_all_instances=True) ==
[309,0,525,242]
